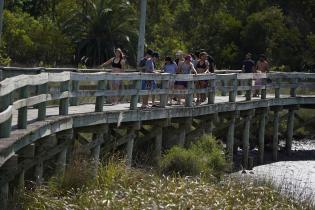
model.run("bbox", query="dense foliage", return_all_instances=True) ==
[0,0,314,70]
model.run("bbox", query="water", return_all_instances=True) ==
[239,139,315,204]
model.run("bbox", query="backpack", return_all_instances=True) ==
[139,58,147,68]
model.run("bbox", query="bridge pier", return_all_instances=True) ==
[56,130,73,178]
[0,155,17,209]
[272,107,282,161]
[34,161,44,185]
[17,143,35,191]
[286,107,298,154]
[257,108,268,164]
[242,110,254,169]
[178,118,192,146]
[225,112,238,162]
[126,125,138,168]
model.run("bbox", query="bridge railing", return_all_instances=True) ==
[1,71,315,138]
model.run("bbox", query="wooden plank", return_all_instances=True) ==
[0,73,49,96]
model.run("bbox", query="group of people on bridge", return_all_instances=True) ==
[101,48,269,108]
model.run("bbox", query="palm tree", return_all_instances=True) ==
[62,0,138,67]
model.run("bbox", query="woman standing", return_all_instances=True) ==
[195,52,210,104]
[175,55,198,105]
[100,48,125,104]
[162,56,177,105]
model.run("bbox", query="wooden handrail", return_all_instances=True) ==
[0,71,315,138]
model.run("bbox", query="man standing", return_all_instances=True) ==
[242,53,255,73]
[141,49,155,108]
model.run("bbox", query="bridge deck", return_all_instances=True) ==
[11,94,284,128]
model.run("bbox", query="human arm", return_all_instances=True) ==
[100,57,114,67]
[190,63,198,75]
[204,60,210,73]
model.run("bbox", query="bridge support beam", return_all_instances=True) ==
[55,130,73,178]
[242,110,254,169]
[90,132,105,177]
[178,118,192,146]
[124,123,140,168]
[257,108,268,164]
[34,161,44,185]
[0,183,8,210]
[0,155,18,209]
[226,112,237,162]
[286,107,298,154]
[154,126,163,165]
[272,107,282,161]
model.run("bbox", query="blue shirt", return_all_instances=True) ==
[145,59,154,73]
[163,63,177,74]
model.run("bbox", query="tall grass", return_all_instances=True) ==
[18,158,314,209]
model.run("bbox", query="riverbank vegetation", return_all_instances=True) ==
[1,0,315,70]
[15,135,314,209]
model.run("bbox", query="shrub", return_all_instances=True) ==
[160,135,228,179]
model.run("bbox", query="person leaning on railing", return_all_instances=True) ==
[100,48,126,105]
[162,56,177,105]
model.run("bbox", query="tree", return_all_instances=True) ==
[2,9,74,65]
[59,0,138,66]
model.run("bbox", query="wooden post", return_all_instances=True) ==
[56,148,67,178]
[258,108,267,164]
[126,128,135,168]
[95,80,106,112]
[17,86,29,129]
[245,79,252,101]
[272,108,281,161]
[205,115,214,134]
[221,80,227,96]
[275,78,280,99]
[130,80,141,110]
[178,118,192,146]
[34,161,44,185]
[208,79,216,104]
[226,112,236,162]
[185,81,194,107]
[154,126,163,165]
[229,77,237,102]
[0,69,3,81]
[17,143,35,191]
[70,80,79,106]
[18,170,25,192]
[286,108,295,154]
[0,183,8,209]
[242,110,253,169]
[0,94,12,138]
[59,80,70,115]
[90,133,103,177]
[290,78,298,97]
[56,130,73,177]
[261,77,267,99]
[160,80,169,108]
[37,83,48,120]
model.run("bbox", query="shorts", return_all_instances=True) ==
[142,80,157,90]
[175,81,187,88]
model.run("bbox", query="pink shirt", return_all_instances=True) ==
[256,60,269,73]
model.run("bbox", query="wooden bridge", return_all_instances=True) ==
[0,68,315,208]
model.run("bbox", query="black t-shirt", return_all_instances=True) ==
[243,59,255,73]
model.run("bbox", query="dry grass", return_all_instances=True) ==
[18,159,314,210]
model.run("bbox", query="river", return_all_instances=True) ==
[238,139,315,205]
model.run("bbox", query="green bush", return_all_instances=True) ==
[160,135,228,179]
